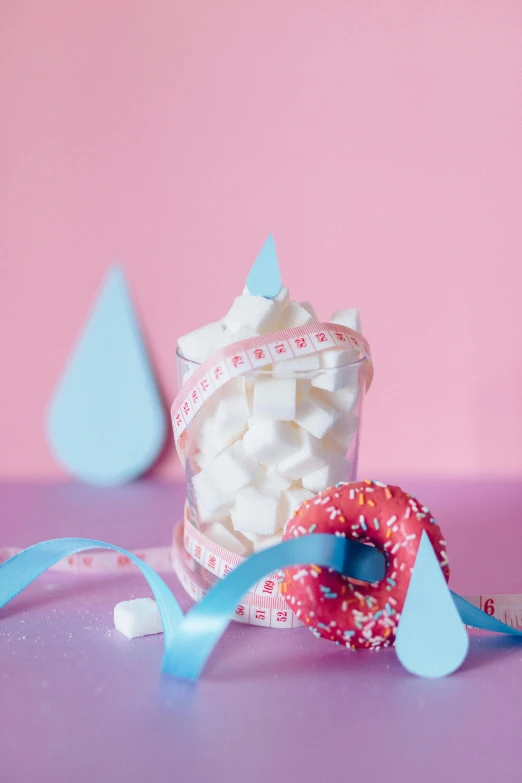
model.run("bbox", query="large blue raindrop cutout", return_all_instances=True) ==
[395,531,469,677]
[246,234,282,298]
[47,267,167,486]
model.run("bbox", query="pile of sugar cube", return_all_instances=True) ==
[178,286,362,556]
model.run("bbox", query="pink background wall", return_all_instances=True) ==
[1,1,522,480]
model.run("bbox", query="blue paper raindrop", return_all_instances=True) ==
[47,267,167,486]
[395,531,469,677]
[246,234,282,298]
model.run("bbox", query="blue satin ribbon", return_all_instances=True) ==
[1,535,521,680]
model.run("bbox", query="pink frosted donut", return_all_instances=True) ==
[280,480,449,650]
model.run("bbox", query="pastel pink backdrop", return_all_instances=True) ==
[1,0,522,480]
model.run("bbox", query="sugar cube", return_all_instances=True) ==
[224,324,259,343]
[193,448,214,472]
[114,598,163,639]
[178,321,228,364]
[302,450,349,492]
[194,385,250,457]
[242,529,284,551]
[213,387,250,434]
[330,387,360,416]
[300,301,318,321]
[319,346,359,370]
[244,378,254,416]
[272,286,290,307]
[255,465,293,492]
[231,487,281,535]
[192,412,220,456]
[206,440,260,495]
[223,293,278,333]
[278,430,326,480]
[252,533,283,553]
[294,389,340,439]
[279,487,314,527]
[296,379,313,397]
[253,376,296,420]
[192,470,233,522]
[324,415,359,455]
[273,353,320,375]
[209,519,249,556]
[330,308,362,333]
[241,530,263,543]
[278,300,315,329]
[243,419,299,466]
[312,361,359,392]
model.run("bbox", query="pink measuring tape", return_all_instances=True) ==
[172,518,303,628]
[0,544,173,573]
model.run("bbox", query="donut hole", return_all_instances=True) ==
[345,538,389,587]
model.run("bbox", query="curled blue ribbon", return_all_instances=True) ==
[1,535,521,680]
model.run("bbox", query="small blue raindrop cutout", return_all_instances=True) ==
[47,266,167,486]
[246,234,282,298]
[395,531,469,677]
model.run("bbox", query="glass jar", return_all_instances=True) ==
[176,347,369,575]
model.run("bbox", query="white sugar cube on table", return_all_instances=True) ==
[206,440,260,495]
[278,430,326,480]
[302,450,349,492]
[294,389,340,439]
[178,321,228,364]
[114,598,163,639]
[253,376,297,420]
[231,487,282,535]
[243,419,299,466]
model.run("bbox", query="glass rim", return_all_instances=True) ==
[176,346,368,378]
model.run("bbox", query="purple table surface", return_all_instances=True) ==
[1,477,522,783]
